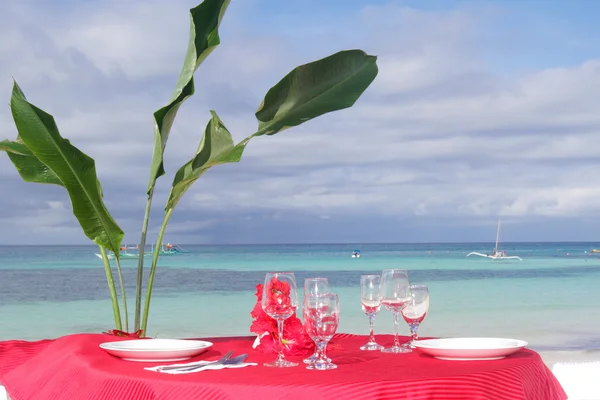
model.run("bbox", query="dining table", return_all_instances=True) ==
[0,333,567,400]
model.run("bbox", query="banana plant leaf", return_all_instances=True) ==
[147,0,230,193]
[164,49,378,213]
[8,82,124,255]
[166,111,245,211]
[0,138,63,186]
[255,49,378,136]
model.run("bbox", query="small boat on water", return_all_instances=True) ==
[95,243,184,260]
[591,249,600,253]
[467,219,522,261]
[351,250,361,258]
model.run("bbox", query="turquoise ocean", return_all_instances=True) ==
[1,243,599,357]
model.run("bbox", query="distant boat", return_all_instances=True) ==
[95,243,184,260]
[351,250,361,258]
[591,249,600,253]
[467,219,522,261]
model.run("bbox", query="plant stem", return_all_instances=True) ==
[99,246,122,330]
[114,257,129,332]
[141,208,173,334]
[134,188,155,331]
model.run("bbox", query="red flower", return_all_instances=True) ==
[262,278,294,316]
[250,282,314,356]
[103,329,145,338]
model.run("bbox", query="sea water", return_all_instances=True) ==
[0,243,599,356]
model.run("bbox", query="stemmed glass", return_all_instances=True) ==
[379,269,412,353]
[401,284,429,348]
[261,272,299,367]
[360,275,384,351]
[303,278,330,364]
[304,293,340,370]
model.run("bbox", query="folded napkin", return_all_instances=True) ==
[145,361,257,374]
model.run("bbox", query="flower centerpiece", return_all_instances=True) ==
[250,279,314,356]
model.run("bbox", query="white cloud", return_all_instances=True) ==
[1,0,600,243]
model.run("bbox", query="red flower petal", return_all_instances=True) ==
[102,329,145,338]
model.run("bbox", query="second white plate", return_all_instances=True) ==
[413,337,528,360]
[99,339,213,362]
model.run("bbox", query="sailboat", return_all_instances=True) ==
[467,219,522,261]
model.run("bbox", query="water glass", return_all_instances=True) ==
[303,278,330,364]
[304,293,340,370]
[402,284,429,348]
[379,269,412,353]
[261,272,299,367]
[360,275,384,351]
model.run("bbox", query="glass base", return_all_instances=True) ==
[382,346,412,354]
[304,355,331,364]
[303,355,317,364]
[307,362,337,370]
[264,359,299,368]
[404,341,416,349]
[360,342,384,351]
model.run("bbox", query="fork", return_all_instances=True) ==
[153,350,234,372]
[175,353,249,372]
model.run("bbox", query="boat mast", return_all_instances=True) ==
[495,218,501,251]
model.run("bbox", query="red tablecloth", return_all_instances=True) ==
[0,333,566,400]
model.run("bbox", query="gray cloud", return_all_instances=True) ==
[1,0,600,244]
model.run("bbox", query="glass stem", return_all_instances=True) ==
[276,318,285,362]
[317,340,328,363]
[368,314,376,343]
[392,312,400,348]
[409,323,419,342]
[315,345,323,358]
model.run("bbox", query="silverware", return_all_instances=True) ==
[155,350,234,371]
[177,353,248,372]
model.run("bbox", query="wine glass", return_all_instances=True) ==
[304,293,340,370]
[261,272,299,367]
[401,284,429,348]
[360,275,384,351]
[379,269,412,353]
[303,278,330,364]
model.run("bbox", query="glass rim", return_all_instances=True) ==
[266,271,295,275]
[360,274,380,278]
[305,277,328,281]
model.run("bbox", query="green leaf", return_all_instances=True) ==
[163,49,379,213]
[255,49,378,136]
[0,138,64,186]
[165,111,245,211]
[9,81,124,256]
[147,0,230,194]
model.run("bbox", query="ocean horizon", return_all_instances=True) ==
[1,241,599,364]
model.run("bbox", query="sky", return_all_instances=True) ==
[1,0,600,245]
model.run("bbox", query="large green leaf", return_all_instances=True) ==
[164,49,379,213]
[255,49,378,136]
[9,81,124,255]
[147,0,230,193]
[165,111,245,211]
[0,138,64,186]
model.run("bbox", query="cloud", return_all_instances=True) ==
[1,0,600,244]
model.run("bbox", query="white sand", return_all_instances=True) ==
[540,349,600,367]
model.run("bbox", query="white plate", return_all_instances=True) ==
[99,339,213,362]
[413,338,528,360]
